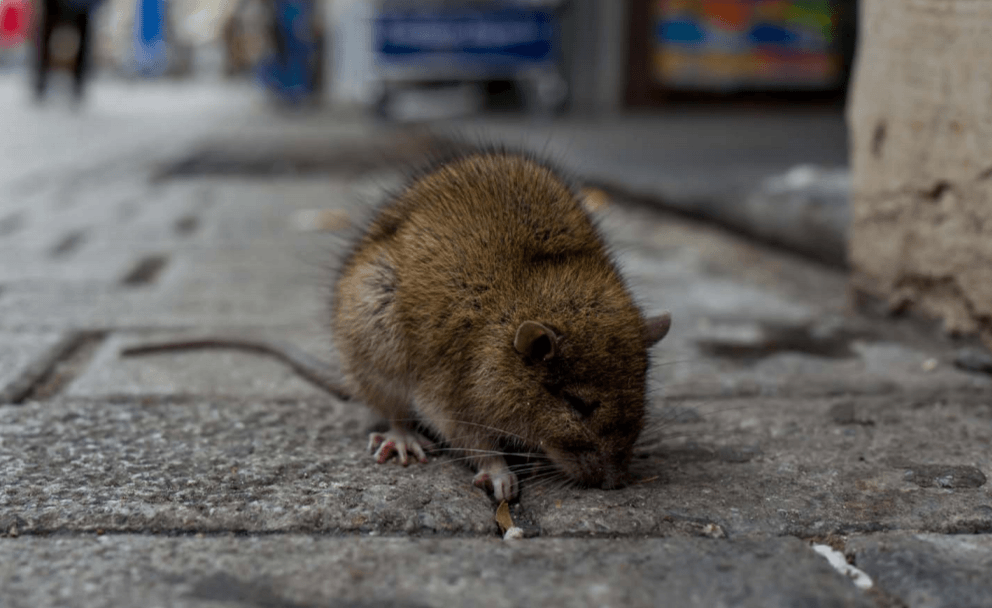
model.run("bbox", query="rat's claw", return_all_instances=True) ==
[368,433,386,452]
[473,472,491,491]
[368,430,429,466]
[375,439,401,464]
[473,466,518,501]
[492,473,518,502]
[408,440,428,463]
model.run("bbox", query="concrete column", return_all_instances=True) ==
[847,0,992,348]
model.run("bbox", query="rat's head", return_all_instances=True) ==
[497,308,672,490]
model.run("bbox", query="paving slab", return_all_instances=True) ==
[0,284,148,330]
[2,394,989,538]
[651,341,991,400]
[3,180,226,255]
[0,246,164,284]
[78,182,216,250]
[519,393,991,537]
[64,329,338,401]
[846,533,992,608]
[0,77,262,196]
[0,279,326,330]
[196,178,354,243]
[0,399,493,535]
[157,245,331,290]
[153,275,327,329]
[600,206,991,398]
[2,179,155,253]
[0,535,873,608]
[0,330,76,403]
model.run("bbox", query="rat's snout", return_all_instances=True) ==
[598,463,631,490]
[569,452,630,490]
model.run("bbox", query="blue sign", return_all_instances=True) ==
[374,7,556,67]
[132,0,167,76]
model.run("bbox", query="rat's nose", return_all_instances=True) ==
[599,465,630,490]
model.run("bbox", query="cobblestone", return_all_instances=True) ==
[0,536,873,608]
[0,330,76,402]
[847,533,992,608]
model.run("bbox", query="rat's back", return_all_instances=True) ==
[362,152,608,279]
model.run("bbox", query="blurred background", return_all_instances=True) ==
[0,0,857,115]
[2,0,988,355]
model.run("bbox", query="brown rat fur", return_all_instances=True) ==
[331,148,670,501]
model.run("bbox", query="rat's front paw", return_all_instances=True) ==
[473,465,519,502]
[368,429,429,466]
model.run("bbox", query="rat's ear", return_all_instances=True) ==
[643,312,672,347]
[580,187,611,213]
[515,321,558,362]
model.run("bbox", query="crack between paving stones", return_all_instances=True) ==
[808,542,911,608]
[58,395,349,407]
[5,529,511,539]
[3,528,961,547]
[120,254,170,286]
[14,382,956,407]
[11,331,107,403]
[49,230,88,258]
[28,384,992,411]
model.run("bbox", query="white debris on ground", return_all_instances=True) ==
[764,165,851,195]
[811,544,873,590]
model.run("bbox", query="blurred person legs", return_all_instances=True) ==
[256,0,316,105]
[33,0,57,100]
[33,0,92,102]
[71,6,89,100]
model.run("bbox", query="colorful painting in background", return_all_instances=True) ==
[653,0,842,91]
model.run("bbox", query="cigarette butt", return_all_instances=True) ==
[495,500,514,533]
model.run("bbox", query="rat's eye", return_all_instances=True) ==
[563,392,600,418]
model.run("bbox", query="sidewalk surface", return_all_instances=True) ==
[1,76,991,608]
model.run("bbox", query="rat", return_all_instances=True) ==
[120,148,671,502]
[331,148,671,501]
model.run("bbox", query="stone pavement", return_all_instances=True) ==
[1,76,991,607]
